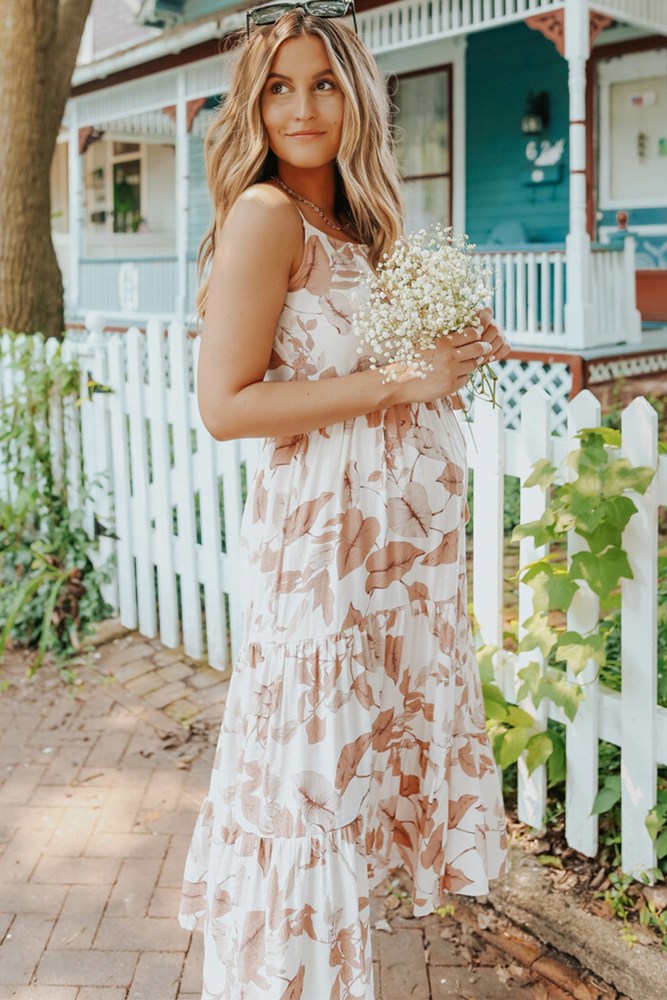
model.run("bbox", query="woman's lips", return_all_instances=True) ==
[288,131,325,137]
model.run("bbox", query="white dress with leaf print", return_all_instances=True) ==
[178,201,510,1000]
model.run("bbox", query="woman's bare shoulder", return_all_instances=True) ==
[220,182,303,271]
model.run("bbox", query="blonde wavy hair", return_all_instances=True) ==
[194,10,405,323]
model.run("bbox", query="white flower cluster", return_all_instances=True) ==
[354,224,495,385]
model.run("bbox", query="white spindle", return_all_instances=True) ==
[527,253,538,334]
[540,252,550,338]
[621,397,659,876]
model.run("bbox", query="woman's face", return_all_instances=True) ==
[260,33,344,172]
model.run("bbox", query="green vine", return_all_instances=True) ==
[0,330,115,682]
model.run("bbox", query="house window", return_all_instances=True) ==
[599,50,667,210]
[392,66,452,231]
[112,142,143,233]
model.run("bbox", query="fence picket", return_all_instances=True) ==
[471,391,506,690]
[106,335,138,629]
[516,387,551,833]
[169,322,203,660]
[146,319,179,648]
[126,326,157,638]
[192,336,227,669]
[621,396,659,876]
[565,390,601,858]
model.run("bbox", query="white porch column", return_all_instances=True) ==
[175,70,189,323]
[564,0,593,348]
[67,103,83,320]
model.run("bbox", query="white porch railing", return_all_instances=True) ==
[1,322,663,878]
[473,239,640,348]
[589,0,667,34]
[359,0,564,52]
[63,243,640,351]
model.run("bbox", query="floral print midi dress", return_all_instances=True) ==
[178,203,510,1000]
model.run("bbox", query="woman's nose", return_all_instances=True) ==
[294,91,317,119]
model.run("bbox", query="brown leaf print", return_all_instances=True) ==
[279,962,306,1000]
[437,460,465,496]
[282,493,334,544]
[371,708,396,752]
[384,634,403,684]
[405,425,449,460]
[343,460,360,507]
[351,673,375,710]
[387,482,432,538]
[293,770,342,830]
[252,470,268,523]
[365,542,425,594]
[421,820,445,872]
[421,531,458,567]
[337,509,380,579]
[335,732,373,794]
[306,713,326,744]
[407,580,430,603]
[291,235,332,295]
[270,435,307,468]
[320,291,353,336]
[444,865,475,892]
[275,570,302,593]
[238,909,268,985]
[448,793,478,829]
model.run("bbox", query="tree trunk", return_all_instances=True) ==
[0,1,93,339]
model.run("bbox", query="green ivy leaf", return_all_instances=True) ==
[518,612,557,658]
[570,548,633,599]
[544,672,586,722]
[576,425,621,447]
[555,631,606,675]
[483,684,509,722]
[523,458,557,490]
[525,732,553,775]
[505,705,536,728]
[511,510,556,548]
[603,459,655,498]
[591,775,621,815]
[476,643,499,684]
[545,572,578,612]
[498,724,533,768]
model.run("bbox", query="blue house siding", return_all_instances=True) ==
[465,23,570,246]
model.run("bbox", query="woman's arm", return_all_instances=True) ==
[196,186,490,441]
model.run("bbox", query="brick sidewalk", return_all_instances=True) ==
[0,628,619,999]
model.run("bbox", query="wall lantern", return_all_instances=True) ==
[521,91,551,135]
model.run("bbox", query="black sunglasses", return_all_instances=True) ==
[246,0,358,36]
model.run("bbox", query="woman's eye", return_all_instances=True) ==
[316,80,334,91]
[270,82,288,94]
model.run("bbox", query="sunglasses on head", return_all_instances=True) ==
[246,0,358,37]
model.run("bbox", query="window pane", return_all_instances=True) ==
[610,75,667,202]
[402,177,450,232]
[113,159,141,233]
[393,71,450,178]
[113,141,140,156]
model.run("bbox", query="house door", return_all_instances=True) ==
[392,65,453,233]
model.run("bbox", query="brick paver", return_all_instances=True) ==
[0,626,621,999]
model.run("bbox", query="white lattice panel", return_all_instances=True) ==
[588,352,667,384]
[494,358,572,435]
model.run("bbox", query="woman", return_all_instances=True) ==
[178,4,511,997]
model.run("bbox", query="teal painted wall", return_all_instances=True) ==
[184,0,240,19]
[465,23,570,245]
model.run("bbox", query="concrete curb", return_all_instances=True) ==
[486,845,667,1000]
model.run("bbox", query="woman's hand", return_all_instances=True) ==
[391,328,493,405]
[475,306,511,361]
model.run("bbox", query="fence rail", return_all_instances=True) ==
[0,322,664,878]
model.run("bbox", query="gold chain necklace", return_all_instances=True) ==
[271,176,346,233]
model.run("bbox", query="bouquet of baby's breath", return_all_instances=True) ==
[354,223,499,407]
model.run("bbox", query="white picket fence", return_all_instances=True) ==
[0,322,664,878]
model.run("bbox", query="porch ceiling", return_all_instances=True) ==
[589,0,667,36]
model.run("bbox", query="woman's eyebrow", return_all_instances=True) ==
[266,69,335,81]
